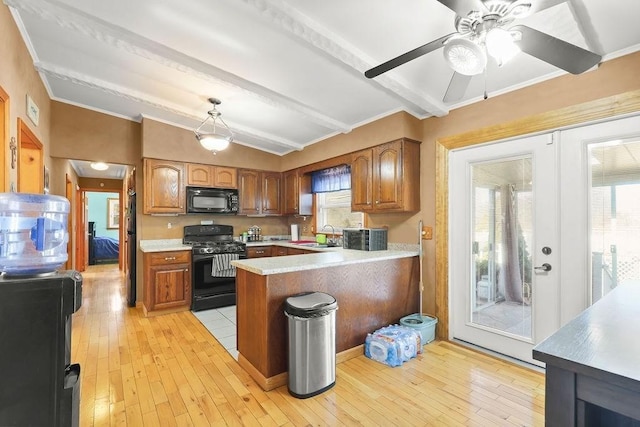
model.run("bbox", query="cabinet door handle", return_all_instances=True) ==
[164,256,176,261]
[256,250,265,254]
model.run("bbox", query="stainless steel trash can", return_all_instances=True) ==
[284,292,338,398]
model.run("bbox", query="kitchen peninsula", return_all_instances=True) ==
[232,247,420,390]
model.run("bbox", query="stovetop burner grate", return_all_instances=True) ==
[183,224,246,254]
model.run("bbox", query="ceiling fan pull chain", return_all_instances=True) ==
[483,66,488,100]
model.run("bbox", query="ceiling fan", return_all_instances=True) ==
[364,0,602,102]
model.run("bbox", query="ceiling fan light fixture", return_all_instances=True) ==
[90,162,109,171]
[194,98,234,154]
[443,38,487,76]
[486,28,521,66]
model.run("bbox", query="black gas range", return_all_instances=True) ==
[183,225,247,311]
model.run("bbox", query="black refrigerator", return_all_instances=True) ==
[0,270,82,426]
[126,191,137,306]
[88,221,96,265]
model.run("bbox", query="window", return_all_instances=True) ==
[315,190,364,234]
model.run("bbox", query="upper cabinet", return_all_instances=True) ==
[282,169,312,216]
[351,138,420,213]
[351,149,374,212]
[143,158,185,214]
[238,169,282,215]
[187,164,237,188]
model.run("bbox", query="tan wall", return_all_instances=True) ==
[50,158,80,267]
[0,3,51,192]
[141,118,282,169]
[280,111,423,171]
[418,51,640,316]
[51,102,141,165]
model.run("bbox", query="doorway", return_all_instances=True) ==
[85,191,121,267]
[449,114,640,365]
[450,133,559,365]
[18,118,43,193]
[559,114,640,322]
[0,86,8,192]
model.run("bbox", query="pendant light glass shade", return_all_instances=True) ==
[194,98,234,154]
[196,134,231,152]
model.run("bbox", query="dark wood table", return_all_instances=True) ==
[533,285,640,426]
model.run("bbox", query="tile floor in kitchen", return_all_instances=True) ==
[192,305,238,360]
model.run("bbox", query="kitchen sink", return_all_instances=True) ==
[294,242,339,248]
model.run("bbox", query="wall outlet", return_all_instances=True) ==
[422,226,432,240]
[302,225,308,233]
[167,222,172,229]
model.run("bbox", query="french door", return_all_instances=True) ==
[450,114,640,366]
[450,133,559,365]
[559,114,640,323]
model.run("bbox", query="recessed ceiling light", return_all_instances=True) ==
[90,162,109,171]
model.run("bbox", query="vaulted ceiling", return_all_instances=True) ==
[6,0,640,156]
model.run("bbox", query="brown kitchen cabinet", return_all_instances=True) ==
[282,169,312,216]
[187,163,237,188]
[143,158,186,214]
[238,169,282,215]
[142,250,191,316]
[272,246,288,257]
[247,246,273,258]
[351,138,420,213]
[286,247,312,255]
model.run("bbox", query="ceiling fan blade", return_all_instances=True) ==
[443,72,472,103]
[365,33,455,79]
[511,25,601,74]
[436,0,486,17]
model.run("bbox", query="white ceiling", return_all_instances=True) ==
[69,159,127,180]
[6,0,640,159]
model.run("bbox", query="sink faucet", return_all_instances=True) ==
[322,224,336,245]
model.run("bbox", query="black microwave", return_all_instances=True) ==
[186,186,239,214]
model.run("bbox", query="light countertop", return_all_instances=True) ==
[139,239,419,273]
[139,239,191,253]
[232,245,418,275]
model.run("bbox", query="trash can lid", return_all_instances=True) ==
[285,292,337,317]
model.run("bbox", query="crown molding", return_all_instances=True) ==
[36,62,305,151]
[5,0,352,133]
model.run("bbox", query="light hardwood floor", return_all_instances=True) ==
[73,264,545,426]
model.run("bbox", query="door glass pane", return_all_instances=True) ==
[470,157,533,338]
[590,138,640,303]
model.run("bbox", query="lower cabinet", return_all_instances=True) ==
[286,247,311,255]
[247,246,272,258]
[143,250,191,316]
[248,245,314,258]
[273,246,288,257]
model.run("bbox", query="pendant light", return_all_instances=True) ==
[194,98,234,154]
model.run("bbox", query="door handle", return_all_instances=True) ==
[534,263,552,272]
